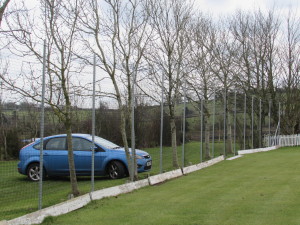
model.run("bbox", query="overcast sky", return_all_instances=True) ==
[194,0,299,16]
[22,0,300,19]
[3,0,299,107]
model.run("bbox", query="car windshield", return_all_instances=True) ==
[89,136,121,149]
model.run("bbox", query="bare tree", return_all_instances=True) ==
[1,0,84,196]
[280,11,300,134]
[79,0,152,180]
[230,9,281,145]
[188,14,216,159]
[210,19,238,154]
[146,0,193,168]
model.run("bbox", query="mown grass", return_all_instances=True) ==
[0,161,126,220]
[41,146,300,225]
[0,141,227,221]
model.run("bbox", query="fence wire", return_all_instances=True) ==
[0,57,291,222]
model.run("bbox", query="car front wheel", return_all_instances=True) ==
[27,163,44,181]
[107,161,125,179]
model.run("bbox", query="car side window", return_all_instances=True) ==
[33,143,41,150]
[45,137,66,150]
[72,138,95,151]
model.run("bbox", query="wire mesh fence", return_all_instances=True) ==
[0,42,295,222]
[0,87,286,221]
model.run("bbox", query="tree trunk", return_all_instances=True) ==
[170,117,179,168]
[204,116,211,159]
[119,107,134,180]
[226,121,232,154]
[65,120,80,197]
[225,98,232,155]
[62,79,80,196]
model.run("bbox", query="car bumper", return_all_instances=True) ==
[137,160,152,172]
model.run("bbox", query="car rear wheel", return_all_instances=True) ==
[107,161,125,179]
[27,163,45,181]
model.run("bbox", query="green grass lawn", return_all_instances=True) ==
[0,141,226,221]
[40,146,300,225]
[0,161,127,220]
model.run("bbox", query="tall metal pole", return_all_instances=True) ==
[234,91,237,155]
[200,98,203,162]
[243,93,247,150]
[212,89,216,158]
[91,54,96,192]
[278,102,281,145]
[131,67,136,181]
[38,40,47,210]
[268,100,271,146]
[251,96,254,148]
[160,73,164,174]
[259,98,262,147]
[223,89,226,157]
[182,80,186,168]
[278,102,281,137]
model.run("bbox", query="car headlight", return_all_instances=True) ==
[135,155,143,159]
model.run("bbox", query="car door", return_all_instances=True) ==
[72,137,107,175]
[72,137,94,174]
[43,137,69,175]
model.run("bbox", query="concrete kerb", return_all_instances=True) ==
[182,156,224,174]
[7,193,91,225]
[226,146,280,160]
[148,169,183,185]
[5,156,226,225]
[238,146,280,155]
[226,155,243,160]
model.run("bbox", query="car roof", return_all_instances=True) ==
[44,133,92,139]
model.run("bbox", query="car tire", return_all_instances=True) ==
[107,161,125,179]
[27,163,45,182]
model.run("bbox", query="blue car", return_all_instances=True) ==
[18,134,152,181]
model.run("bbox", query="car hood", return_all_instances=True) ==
[115,148,149,156]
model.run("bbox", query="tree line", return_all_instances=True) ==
[0,101,183,159]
